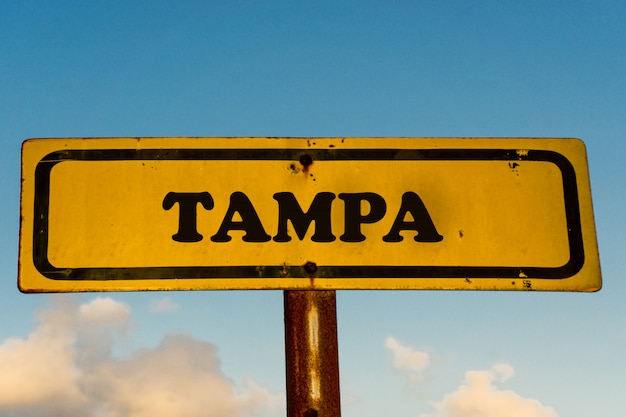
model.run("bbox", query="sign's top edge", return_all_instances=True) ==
[21,138,589,162]
[23,136,584,142]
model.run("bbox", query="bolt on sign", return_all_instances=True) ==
[19,137,601,292]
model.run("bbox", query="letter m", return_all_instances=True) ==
[272,192,336,242]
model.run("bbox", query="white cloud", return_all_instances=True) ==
[84,334,281,417]
[79,297,131,324]
[491,362,515,383]
[149,297,179,313]
[0,297,87,415]
[385,336,431,384]
[0,296,283,417]
[419,363,559,417]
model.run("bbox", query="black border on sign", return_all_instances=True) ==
[33,148,584,281]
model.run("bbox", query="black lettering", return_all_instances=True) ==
[211,192,271,242]
[273,192,336,242]
[382,192,443,242]
[339,193,387,242]
[163,192,214,242]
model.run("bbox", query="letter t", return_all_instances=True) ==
[163,192,214,242]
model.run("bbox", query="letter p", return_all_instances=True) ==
[339,193,387,242]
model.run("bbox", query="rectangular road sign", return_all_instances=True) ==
[19,137,601,292]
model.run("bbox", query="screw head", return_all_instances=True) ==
[299,153,313,167]
[303,261,318,275]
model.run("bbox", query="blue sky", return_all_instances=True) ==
[1,1,625,416]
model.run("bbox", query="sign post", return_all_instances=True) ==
[284,290,341,417]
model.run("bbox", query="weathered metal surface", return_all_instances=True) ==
[284,290,341,417]
[18,137,601,292]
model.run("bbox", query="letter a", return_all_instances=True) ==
[211,192,271,242]
[383,192,443,242]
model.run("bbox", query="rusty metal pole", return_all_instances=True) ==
[284,290,341,417]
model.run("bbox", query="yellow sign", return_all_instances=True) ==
[19,137,601,292]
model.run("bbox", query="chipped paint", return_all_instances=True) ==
[288,162,302,174]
